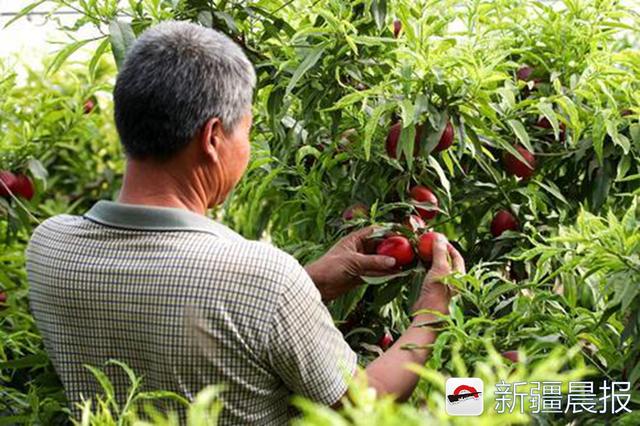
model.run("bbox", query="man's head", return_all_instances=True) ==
[114,21,256,207]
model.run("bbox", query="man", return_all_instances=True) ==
[26,21,465,424]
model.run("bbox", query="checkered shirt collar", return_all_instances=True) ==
[84,200,241,239]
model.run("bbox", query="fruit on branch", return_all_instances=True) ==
[490,210,519,237]
[516,66,534,81]
[342,203,369,221]
[386,122,420,159]
[376,235,415,267]
[503,145,536,179]
[13,174,35,200]
[409,185,439,220]
[393,19,402,38]
[0,171,17,197]
[378,330,394,350]
[83,99,95,114]
[433,121,454,153]
[516,65,542,97]
[501,350,519,363]
[417,231,446,263]
[386,122,402,158]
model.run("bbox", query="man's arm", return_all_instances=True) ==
[347,234,464,403]
[270,230,464,407]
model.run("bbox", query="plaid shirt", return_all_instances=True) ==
[26,201,357,425]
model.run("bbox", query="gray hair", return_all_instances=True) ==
[113,21,256,160]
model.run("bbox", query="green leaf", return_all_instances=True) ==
[538,102,560,140]
[507,120,532,151]
[0,353,49,369]
[616,155,631,181]
[331,285,368,319]
[213,11,238,33]
[535,180,569,205]
[296,145,322,166]
[197,11,213,28]
[424,112,447,154]
[400,98,415,126]
[88,37,111,81]
[364,102,392,160]
[109,19,137,69]
[84,364,115,401]
[106,359,138,388]
[606,120,630,154]
[330,90,368,110]
[629,361,640,389]
[372,281,403,308]
[46,39,94,76]
[497,87,515,112]
[630,124,640,148]
[285,46,325,96]
[136,391,190,406]
[371,0,387,30]
[590,163,612,211]
[428,156,450,197]
[362,269,413,285]
[414,94,430,117]
[400,123,416,169]
[592,114,606,164]
[27,158,48,181]
[3,0,46,29]
[556,96,579,127]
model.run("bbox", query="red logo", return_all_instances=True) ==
[447,384,482,403]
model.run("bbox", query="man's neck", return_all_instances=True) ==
[117,158,209,215]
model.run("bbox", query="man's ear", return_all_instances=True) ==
[200,117,223,163]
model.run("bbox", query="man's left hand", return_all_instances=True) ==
[305,226,397,302]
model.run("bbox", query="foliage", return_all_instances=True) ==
[518,200,640,399]
[59,346,595,425]
[294,345,592,426]
[0,58,121,424]
[0,56,122,231]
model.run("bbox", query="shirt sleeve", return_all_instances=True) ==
[266,262,358,405]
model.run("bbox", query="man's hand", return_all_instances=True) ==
[363,233,466,402]
[413,233,465,316]
[305,227,397,301]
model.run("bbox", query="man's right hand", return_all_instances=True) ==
[413,233,465,316]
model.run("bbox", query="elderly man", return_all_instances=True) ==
[26,21,464,424]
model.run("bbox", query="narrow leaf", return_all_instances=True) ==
[109,19,137,69]
[286,46,325,96]
[46,39,94,76]
[88,37,111,80]
[3,0,46,29]
[364,102,391,160]
[428,156,451,196]
[538,102,560,140]
[371,0,387,30]
[507,120,532,151]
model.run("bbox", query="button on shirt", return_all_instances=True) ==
[26,201,358,425]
